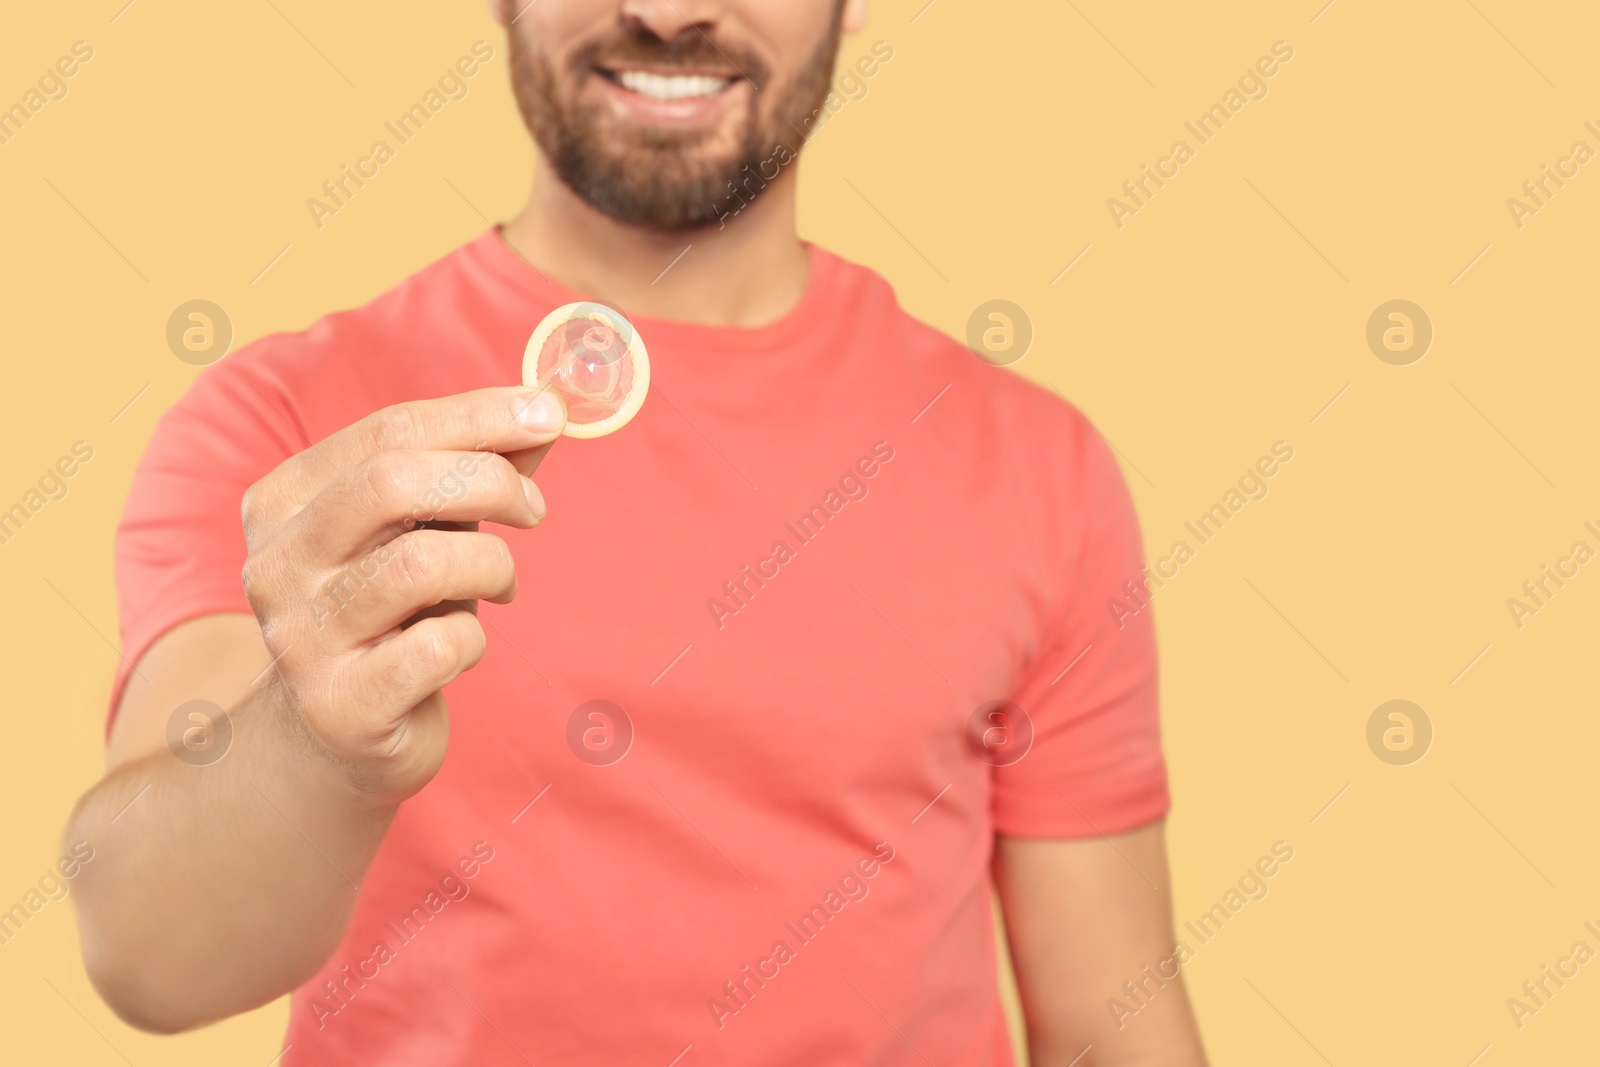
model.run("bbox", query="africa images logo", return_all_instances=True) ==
[706,843,896,1030]
[706,442,895,629]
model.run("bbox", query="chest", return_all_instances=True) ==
[454,405,1054,795]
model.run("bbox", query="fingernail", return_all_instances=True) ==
[523,477,546,520]
[515,389,566,434]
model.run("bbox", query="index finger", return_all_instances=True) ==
[246,386,566,532]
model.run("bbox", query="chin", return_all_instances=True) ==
[557,124,765,230]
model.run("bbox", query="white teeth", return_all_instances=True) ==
[615,70,732,101]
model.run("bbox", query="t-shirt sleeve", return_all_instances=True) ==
[109,350,306,726]
[991,417,1169,838]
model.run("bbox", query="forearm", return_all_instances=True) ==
[67,685,395,1032]
[1020,948,1206,1067]
[1025,987,1206,1067]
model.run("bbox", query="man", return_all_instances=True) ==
[66,0,1208,1063]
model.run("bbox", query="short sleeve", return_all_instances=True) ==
[109,352,305,725]
[991,423,1169,837]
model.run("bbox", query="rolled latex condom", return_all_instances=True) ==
[523,301,650,438]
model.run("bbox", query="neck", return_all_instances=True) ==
[499,156,811,328]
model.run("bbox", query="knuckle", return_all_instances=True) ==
[397,533,443,589]
[420,616,483,681]
[489,534,515,575]
[240,481,277,548]
[359,451,414,515]
[417,625,458,676]
[241,552,313,651]
[483,456,523,505]
[371,403,426,451]
[315,556,377,628]
[240,549,278,609]
[459,616,487,660]
[240,553,261,598]
[240,484,260,529]
[258,613,290,657]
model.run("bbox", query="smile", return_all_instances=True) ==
[599,67,737,102]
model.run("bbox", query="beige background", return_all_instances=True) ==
[3,0,1597,1063]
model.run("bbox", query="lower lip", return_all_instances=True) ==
[594,73,744,126]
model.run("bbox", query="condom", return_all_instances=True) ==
[523,301,650,438]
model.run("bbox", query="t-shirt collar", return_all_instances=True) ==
[471,226,838,357]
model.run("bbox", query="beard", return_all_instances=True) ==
[508,15,843,231]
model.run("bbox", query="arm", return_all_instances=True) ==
[68,615,394,1033]
[64,387,565,1032]
[993,822,1208,1067]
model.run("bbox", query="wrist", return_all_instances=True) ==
[254,679,405,820]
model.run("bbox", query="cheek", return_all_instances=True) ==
[515,5,588,54]
[507,20,578,105]
[747,5,835,81]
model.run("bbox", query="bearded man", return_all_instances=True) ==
[66,2,1208,1064]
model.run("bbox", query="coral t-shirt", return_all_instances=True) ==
[113,230,1168,1066]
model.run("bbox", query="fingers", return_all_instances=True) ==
[359,609,487,717]
[312,530,517,642]
[502,393,563,477]
[234,389,567,801]
[294,449,545,562]
[244,387,566,541]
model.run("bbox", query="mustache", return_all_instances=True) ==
[575,26,767,84]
